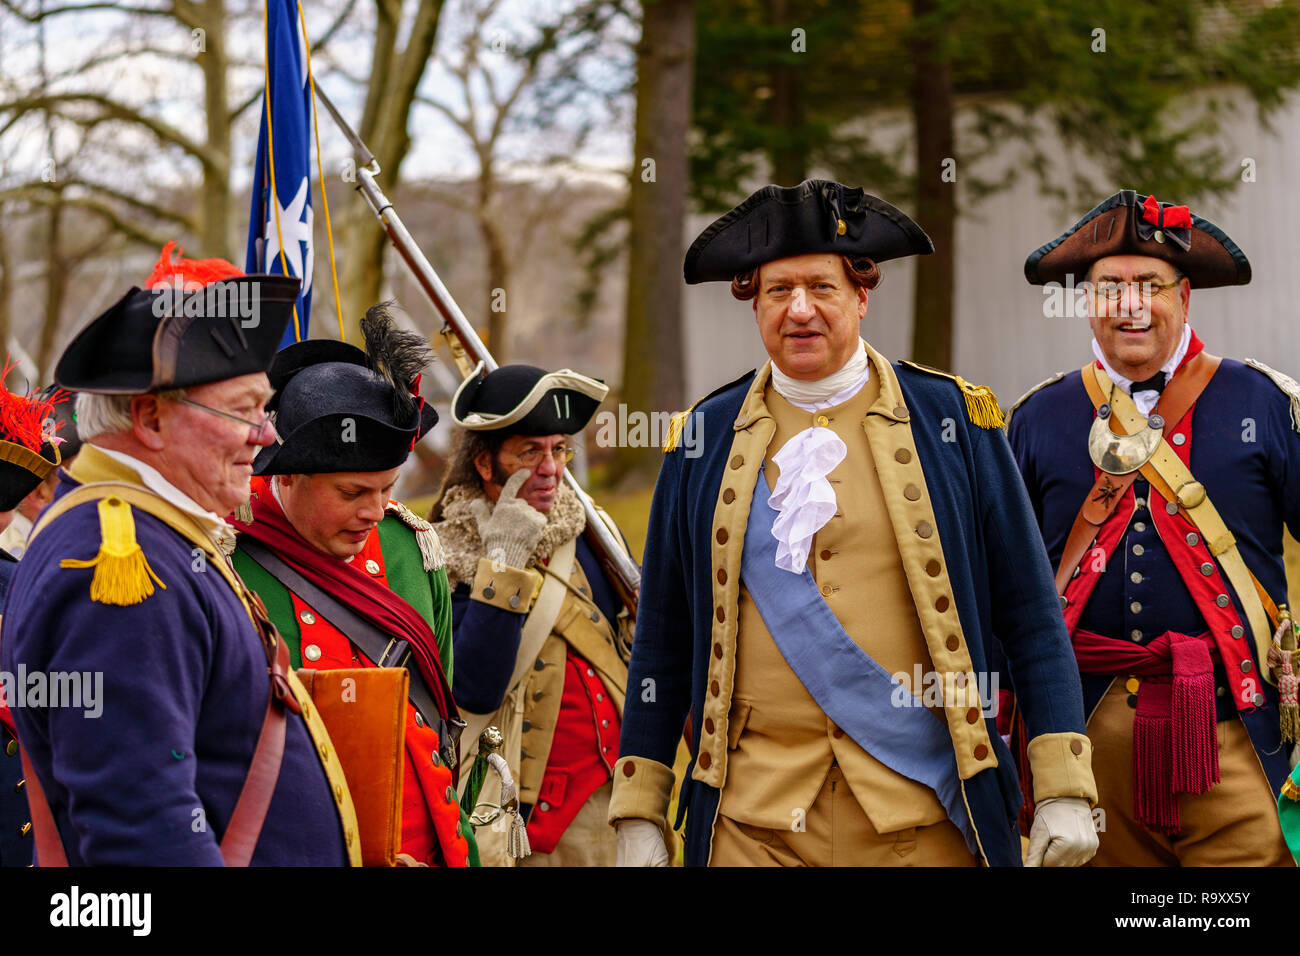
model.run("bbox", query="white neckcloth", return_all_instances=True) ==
[1091,323,1191,418]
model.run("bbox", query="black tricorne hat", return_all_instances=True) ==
[1024,189,1250,289]
[54,275,300,394]
[0,386,67,511]
[254,306,438,476]
[451,363,608,435]
[683,179,934,284]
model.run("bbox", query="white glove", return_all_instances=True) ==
[615,818,670,867]
[1025,796,1098,867]
[469,469,547,571]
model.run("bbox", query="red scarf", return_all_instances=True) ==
[232,477,458,731]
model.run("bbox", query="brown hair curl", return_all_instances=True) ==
[730,255,881,301]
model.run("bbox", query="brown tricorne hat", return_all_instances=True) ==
[1024,189,1250,289]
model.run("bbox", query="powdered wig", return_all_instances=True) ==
[730,254,881,301]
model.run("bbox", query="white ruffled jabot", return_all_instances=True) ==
[767,341,870,573]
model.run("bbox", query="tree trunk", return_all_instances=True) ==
[339,0,445,343]
[909,0,955,369]
[198,0,231,257]
[0,208,11,380]
[613,0,694,487]
[767,0,804,185]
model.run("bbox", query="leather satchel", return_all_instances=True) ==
[296,667,408,867]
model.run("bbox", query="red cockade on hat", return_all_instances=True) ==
[145,240,244,289]
[1142,195,1192,231]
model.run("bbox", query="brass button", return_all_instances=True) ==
[717,568,728,585]
[1125,677,1140,694]
[935,596,950,613]
[895,449,912,464]
[414,712,425,728]
[832,727,844,739]
[820,549,832,561]
[1201,562,1214,576]
[4,740,16,757]
[1186,532,1200,547]
[814,414,830,427]
[729,455,744,470]
[821,584,833,596]
[1216,594,1230,608]
[304,644,322,662]
[966,707,979,724]
[722,488,735,504]
[894,405,908,419]
[713,642,723,659]
[916,521,933,538]
[1216,686,1226,697]
[973,744,988,760]
[716,528,729,545]
[925,559,941,577]
[334,783,344,802]
[1241,660,1253,674]
[1070,740,1083,755]
[704,717,715,735]
[1230,625,1244,639]
[1132,544,1144,556]
[1133,522,1146,533]
[1172,433,1187,446]
[1253,693,1265,707]
[1130,601,1142,614]
[1131,629,1143,642]
[946,635,959,652]
[365,559,381,575]
[698,752,712,769]
[1130,571,1142,584]
[715,606,725,623]
[903,484,921,501]
[299,610,316,625]
[623,761,636,777]
[1165,501,1179,515]
[710,680,720,697]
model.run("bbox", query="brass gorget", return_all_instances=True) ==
[1087,393,1165,476]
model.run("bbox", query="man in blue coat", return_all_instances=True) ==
[0,245,360,865]
[610,180,1099,866]
[1011,190,1298,865]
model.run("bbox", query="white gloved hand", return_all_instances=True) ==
[469,469,548,571]
[1025,796,1098,867]
[615,818,670,867]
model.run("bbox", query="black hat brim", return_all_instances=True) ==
[452,364,608,435]
[253,402,438,476]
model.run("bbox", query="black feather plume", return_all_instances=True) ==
[360,302,433,421]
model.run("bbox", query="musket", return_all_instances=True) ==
[314,87,641,619]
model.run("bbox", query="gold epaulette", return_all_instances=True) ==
[899,360,1006,430]
[662,409,694,453]
[1245,359,1300,435]
[59,496,166,606]
[1006,370,1069,427]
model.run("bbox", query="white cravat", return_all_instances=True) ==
[767,341,870,574]
[1091,323,1191,418]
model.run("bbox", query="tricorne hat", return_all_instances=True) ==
[683,179,933,284]
[254,305,438,476]
[1024,189,1250,288]
[55,242,298,394]
[451,363,608,435]
[0,372,68,511]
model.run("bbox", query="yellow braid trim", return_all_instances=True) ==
[59,497,166,605]
[1282,775,1300,803]
[662,410,691,453]
[958,377,1006,430]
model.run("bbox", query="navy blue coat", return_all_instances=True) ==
[1009,357,1300,791]
[0,473,349,865]
[0,548,33,868]
[620,364,1090,866]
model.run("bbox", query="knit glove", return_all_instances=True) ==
[615,819,670,867]
[468,469,548,571]
[1025,796,1098,867]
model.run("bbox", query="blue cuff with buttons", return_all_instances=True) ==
[470,558,542,614]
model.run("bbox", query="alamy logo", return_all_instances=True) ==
[50,886,151,936]
[151,275,261,328]
[890,665,1000,716]
[0,665,102,718]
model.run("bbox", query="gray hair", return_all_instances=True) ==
[76,389,185,441]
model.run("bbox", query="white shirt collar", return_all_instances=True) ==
[1090,323,1191,417]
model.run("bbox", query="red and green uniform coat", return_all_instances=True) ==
[233,509,478,867]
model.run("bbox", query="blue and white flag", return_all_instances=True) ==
[245,0,313,346]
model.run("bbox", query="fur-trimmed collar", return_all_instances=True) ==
[434,480,586,588]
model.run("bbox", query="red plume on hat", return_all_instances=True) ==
[0,357,67,453]
[145,241,244,289]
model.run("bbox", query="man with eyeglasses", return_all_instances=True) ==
[0,243,361,865]
[430,363,634,866]
[1010,190,1299,865]
[228,306,475,867]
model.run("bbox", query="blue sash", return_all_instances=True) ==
[739,469,976,851]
